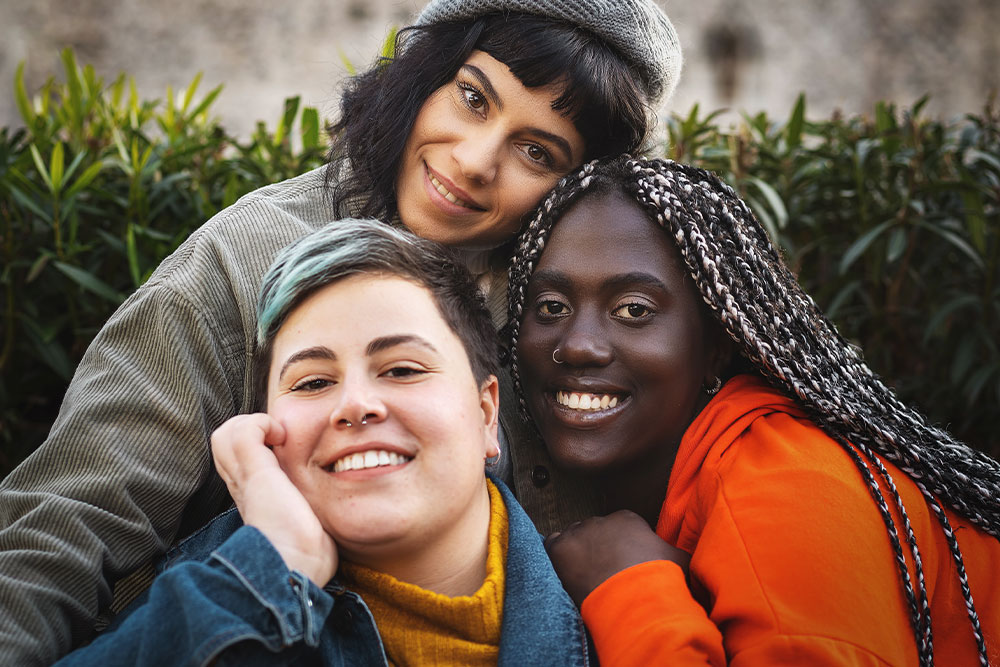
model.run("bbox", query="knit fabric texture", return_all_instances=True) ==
[415,0,682,107]
[339,480,509,666]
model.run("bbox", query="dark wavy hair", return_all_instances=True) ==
[506,155,1000,666]
[325,13,651,223]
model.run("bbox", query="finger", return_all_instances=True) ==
[261,415,287,447]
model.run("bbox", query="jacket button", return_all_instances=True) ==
[531,465,550,488]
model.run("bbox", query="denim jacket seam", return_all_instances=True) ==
[211,551,304,645]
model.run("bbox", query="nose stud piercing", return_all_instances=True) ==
[344,414,375,427]
[552,348,565,364]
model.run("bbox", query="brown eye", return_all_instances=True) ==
[539,301,568,316]
[613,303,653,319]
[526,145,547,162]
[461,86,486,110]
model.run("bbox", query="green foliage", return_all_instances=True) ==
[1,52,997,478]
[667,93,1000,458]
[0,49,328,474]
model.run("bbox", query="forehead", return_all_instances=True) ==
[274,274,461,355]
[464,51,581,133]
[535,190,686,282]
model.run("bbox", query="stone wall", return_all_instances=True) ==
[3,0,998,137]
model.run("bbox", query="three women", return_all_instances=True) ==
[0,1,680,662]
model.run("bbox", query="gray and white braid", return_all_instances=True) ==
[506,155,999,666]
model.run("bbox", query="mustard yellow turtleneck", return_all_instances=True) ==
[339,480,509,667]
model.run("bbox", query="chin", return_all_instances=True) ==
[545,441,617,474]
[330,521,411,555]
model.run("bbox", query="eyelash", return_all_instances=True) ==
[456,81,554,168]
[536,299,569,319]
[382,366,427,380]
[458,81,488,115]
[612,301,655,320]
[289,377,332,392]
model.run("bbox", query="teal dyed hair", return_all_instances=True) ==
[255,219,498,397]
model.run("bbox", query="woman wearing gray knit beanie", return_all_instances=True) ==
[0,1,684,664]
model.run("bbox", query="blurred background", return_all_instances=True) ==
[4,0,999,135]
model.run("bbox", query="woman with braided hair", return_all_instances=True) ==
[507,154,1000,665]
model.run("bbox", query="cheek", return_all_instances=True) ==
[270,404,327,464]
[499,175,562,225]
[516,326,554,386]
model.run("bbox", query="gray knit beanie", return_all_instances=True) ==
[415,0,682,108]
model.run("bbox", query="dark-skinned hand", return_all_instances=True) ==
[544,510,691,607]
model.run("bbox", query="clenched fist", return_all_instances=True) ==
[545,510,690,607]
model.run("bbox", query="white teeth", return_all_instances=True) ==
[331,449,411,473]
[555,391,622,411]
[428,172,473,208]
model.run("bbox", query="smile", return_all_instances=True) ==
[555,391,621,411]
[328,449,413,473]
[426,166,483,210]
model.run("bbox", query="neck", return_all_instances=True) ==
[597,396,711,526]
[596,461,674,527]
[343,483,493,597]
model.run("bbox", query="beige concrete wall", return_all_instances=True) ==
[3,0,998,138]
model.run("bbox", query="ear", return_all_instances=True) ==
[479,375,501,458]
[704,325,735,386]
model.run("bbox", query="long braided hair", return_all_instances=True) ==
[506,155,1000,666]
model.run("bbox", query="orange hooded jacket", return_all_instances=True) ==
[581,375,1000,665]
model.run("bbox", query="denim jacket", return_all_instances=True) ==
[55,478,589,667]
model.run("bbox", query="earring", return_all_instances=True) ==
[552,348,565,364]
[486,444,502,466]
[704,376,723,396]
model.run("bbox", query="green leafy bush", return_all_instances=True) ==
[666,95,1000,456]
[1,51,997,478]
[0,49,327,473]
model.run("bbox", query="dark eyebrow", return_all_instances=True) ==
[278,346,336,382]
[462,64,503,112]
[529,269,574,291]
[366,334,439,357]
[604,272,669,292]
[461,64,576,163]
[531,269,669,293]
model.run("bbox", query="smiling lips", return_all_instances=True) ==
[328,449,413,473]
[555,391,622,411]
[426,165,484,211]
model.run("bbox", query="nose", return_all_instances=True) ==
[452,127,500,184]
[329,374,387,429]
[557,313,613,368]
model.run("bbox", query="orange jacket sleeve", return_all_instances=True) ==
[582,560,725,665]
